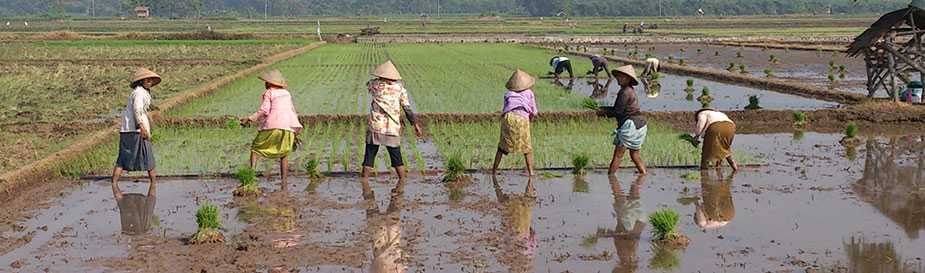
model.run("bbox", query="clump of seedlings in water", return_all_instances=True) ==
[582,98,600,110]
[828,73,838,85]
[232,166,261,197]
[303,158,324,180]
[697,87,713,103]
[744,95,762,110]
[649,208,689,248]
[738,64,748,74]
[684,79,695,92]
[190,202,224,244]
[768,54,778,64]
[726,62,736,72]
[678,59,685,66]
[714,50,720,56]
[793,111,808,127]
[442,155,468,183]
[838,65,847,79]
[764,68,774,78]
[572,154,590,175]
[735,51,743,58]
[696,48,703,54]
[840,122,861,145]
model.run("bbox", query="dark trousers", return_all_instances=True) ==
[555,60,574,78]
[363,144,404,168]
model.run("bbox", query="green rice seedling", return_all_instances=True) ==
[685,79,695,89]
[714,51,720,56]
[582,98,600,110]
[839,71,846,79]
[541,172,564,179]
[745,95,762,110]
[649,71,661,81]
[226,119,241,129]
[838,64,847,73]
[232,166,261,197]
[768,54,778,64]
[726,62,736,72]
[761,46,769,52]
[793,111,808,127]
[303,158,324,179]
[678,59,685,66]
[844,122,859,139]
[828,73,837,84]
[190,202,224,244]
[738,64,748,74]
[678,134,697,147]
[735,51,743,58]
[829,60,837,71]
[645,53,653,59]
[572,154,590,175]
[442,154,467,183]
[649,244,682,271]
[697,87,713,103]
[764,68,774,78]
[649,209,682,241]
[679,48,686,53]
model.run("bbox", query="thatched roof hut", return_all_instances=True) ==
[848,2,925,57]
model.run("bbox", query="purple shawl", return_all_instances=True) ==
[502,89,538,120]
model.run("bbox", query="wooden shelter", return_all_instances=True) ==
[848,0,925,100]
[134,5,150,18]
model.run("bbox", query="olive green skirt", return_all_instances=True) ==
[251,129,295,158]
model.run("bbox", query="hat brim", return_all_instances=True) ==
[134,75,162,87]
[259,76,288,88]
[507,77,535,92]
[612,70,639,86]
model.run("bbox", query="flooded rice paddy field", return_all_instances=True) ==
[599,43,872,96]
[2,132,923,272]
[562,73,841,111]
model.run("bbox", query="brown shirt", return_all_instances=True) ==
[612,86,646,128]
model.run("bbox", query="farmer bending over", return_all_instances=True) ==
[690,108,738,171]
[608,65,648,175]
[362,60,424,181]
[588,55,612,78]
[241,70,303,184]
[549,56,574,80]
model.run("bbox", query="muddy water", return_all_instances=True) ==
[564,74,840,111]
[2,133,924,272]
[600,43,877,96]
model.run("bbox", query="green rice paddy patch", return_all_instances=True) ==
[428,117,758,169]
[171,43,590,116]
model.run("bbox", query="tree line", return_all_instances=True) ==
[0,0,910,18]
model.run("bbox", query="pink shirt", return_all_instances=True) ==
[249,88,303,133]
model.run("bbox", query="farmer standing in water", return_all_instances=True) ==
[241,70,303,184]
[112,68,160,194]
[608,65,648,175]
[362,60,424,181]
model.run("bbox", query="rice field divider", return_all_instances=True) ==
[0,42,327,192]
[532,44,865,105]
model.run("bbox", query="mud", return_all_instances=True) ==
[1,131,923,272]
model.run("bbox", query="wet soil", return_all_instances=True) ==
[564,74,840,111]
[1,131,923,272]
[602,43,871,96]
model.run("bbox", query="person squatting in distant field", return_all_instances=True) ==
[549,55,574,80]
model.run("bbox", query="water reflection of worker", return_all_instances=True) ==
[609,174,645,273]
[694,169,735,229]
[491,175,537,273]
[589,55,612,78]
[591,78,614,99]
[361,178,407,273]
[549,56,574,80]
[112,179,156,236]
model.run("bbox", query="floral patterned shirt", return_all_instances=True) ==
[367,79,411,136]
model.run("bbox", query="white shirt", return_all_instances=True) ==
[121,86,152,133]
[552,57,569,68]
[693,110,733,139]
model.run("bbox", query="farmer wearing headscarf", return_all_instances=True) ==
[608,65,648,175]
[549,55,574,80]
[112,68,161,190]
[493,69,539,176]
[363,60,424,181]
[241,69,303,183]
[589,55,611,78]
[690,108,738,171]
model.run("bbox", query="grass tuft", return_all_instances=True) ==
[793,111,808,127]
[649,208,681,241]
[190,202,225,244]
[572,154,590,175]
[443,154,467,183]
[232,166,261,197]
[845,122,859,139]
[303,158,324,179]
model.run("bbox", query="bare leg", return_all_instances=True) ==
[249,151,258,169]
[524,152,535,176]
[146,170,157,197]
[280,156,289,184]
[395,166,408,181]
[492,148,504,175]
[111,167,124,199]
[362,166,373,180]
[146,169,157,186]
[700,153,711,170]
[609,146,627,175]
[726,156,739,172]
[629,149,647,175]
[525,176,536,197]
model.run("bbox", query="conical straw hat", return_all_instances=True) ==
[258,69,288,88]
[612,65,639,86]
[131,67,161,87]
[371,60,402,80]
[506,69,535,92]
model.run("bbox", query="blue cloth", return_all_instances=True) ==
[613,119,648,150]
